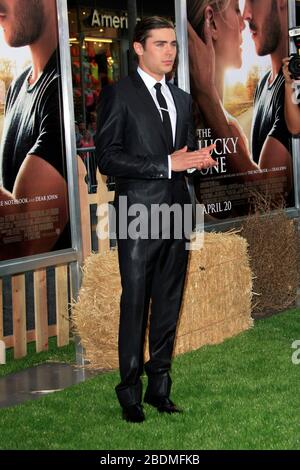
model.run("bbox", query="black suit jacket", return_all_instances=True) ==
[96,71,196,207]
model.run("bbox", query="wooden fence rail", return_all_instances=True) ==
[0,265,70,359]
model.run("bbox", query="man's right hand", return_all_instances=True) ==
[171,144,217,172]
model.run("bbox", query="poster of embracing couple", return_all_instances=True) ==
[187,0,296,220]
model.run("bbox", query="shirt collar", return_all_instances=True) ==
[137,66,166,92]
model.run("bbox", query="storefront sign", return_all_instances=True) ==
[91,9,141,29]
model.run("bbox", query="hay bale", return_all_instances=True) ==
[241,209,298,317]
[72,252,121,369]
[72,232,253,369]
[173,232,253,355]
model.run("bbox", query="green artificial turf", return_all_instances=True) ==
[0,309,299,450]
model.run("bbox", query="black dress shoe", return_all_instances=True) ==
[122,404,145,423]
[144,395,182,413]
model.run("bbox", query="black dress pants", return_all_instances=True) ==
[115,231,189,407]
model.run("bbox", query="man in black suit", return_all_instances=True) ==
[96,16,215,423]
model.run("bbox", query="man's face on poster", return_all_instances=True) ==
[243,0,281,56]
[0,0,45,47]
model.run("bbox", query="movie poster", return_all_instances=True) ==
[187,0,294,220]
[0,0,71,262]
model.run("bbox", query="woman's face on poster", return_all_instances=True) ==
[214,0,245,69]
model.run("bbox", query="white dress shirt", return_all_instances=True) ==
[137,67,177,178]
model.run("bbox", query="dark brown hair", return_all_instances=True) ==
[133,16,175,49]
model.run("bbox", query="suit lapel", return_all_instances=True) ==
[130,71,168,149]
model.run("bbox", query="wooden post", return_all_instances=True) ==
[33,269,49,352]
[0,278,3,341]
[0,340,5,364]
[12,275,27,359]
[0,277,4,363]
[0,278,4,364]
[97,170,115,254]
[77,156,92,261]
[55,265,69,347]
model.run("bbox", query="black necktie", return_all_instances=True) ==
[154,82,174,153]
